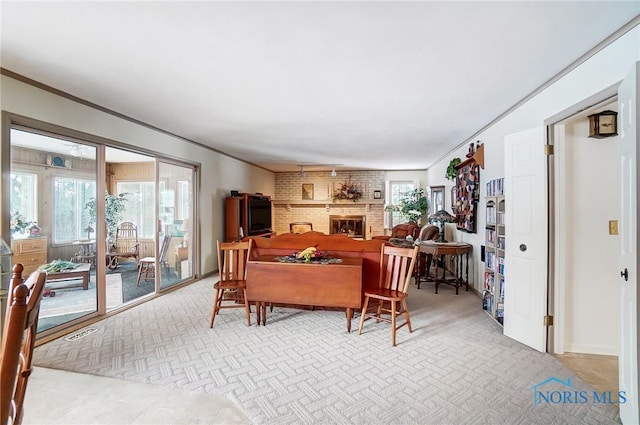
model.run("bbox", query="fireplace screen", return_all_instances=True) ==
[329,215,366,239]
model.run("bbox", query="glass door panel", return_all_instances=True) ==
[9,128,98,332]
[158,161,194,289]
[106,146,156,307]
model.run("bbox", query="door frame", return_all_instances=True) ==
[545,84,620,354]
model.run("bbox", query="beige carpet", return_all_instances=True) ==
[33,277,621,424]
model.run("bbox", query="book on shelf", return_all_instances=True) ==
[486,178,505,197]
[486,228,496,244]
[485,252,496,270]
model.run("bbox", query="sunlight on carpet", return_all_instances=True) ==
[39,273,123,318]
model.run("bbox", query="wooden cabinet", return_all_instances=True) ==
[11,237,48,276]
[483,178,505,325]
[225,193,274,242]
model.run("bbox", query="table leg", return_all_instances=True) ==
[434,257,440,294]
[255,302,261,325]
[261,303,267,326]
[465,252,470,291]
[454,254,460,295]
[82,272,89,290]
[346,308,353,333]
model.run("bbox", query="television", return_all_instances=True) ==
[248,196,272,235]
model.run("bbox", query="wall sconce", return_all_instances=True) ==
[587,110,618,139]
[299,166,306,177]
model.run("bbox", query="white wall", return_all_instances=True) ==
[0,75,276,274]
[560,109,620,355]
[426,25,640,296]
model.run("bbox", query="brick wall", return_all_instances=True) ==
[274,170,386,239]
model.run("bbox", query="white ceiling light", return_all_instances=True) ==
[331,167,336,177]
[69,145,82,157]
[299,166,305,177]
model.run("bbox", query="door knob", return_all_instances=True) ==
[621,268,629,281]
[519,244,527,252]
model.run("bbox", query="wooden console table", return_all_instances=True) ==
[417,241,472,294]
[246,255,363,331]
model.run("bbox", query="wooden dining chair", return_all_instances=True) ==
[210,239,253,327]
[358,244,419,346]
[289,222,313,234]
[1,264,47,425]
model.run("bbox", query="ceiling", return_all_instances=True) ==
[2,2,639,172]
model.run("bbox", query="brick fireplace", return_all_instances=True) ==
[329,215,366,239]
[273,170,387,238]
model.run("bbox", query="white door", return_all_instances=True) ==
[503,127,548,352]
[618,61,640,424]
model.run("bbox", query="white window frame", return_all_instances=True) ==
[384,180,418,229]
[10,171,38,225]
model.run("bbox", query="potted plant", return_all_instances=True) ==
[85,192,129,240]
[445,157,461,181]
[10,211,33,237]
[398,188,428,224]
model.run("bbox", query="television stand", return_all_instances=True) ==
[225,193,273,242]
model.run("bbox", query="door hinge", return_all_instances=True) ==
[544,315,554,326]
[544,145,554,155]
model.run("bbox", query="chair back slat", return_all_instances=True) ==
[379,245,419,293]
[217,240,252,281]
[159,235,172,263]
[1,264,47,425]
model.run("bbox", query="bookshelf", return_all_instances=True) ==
[483,178,505,325]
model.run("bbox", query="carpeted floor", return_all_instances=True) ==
[33,277,621,424]
[37,261,181,331]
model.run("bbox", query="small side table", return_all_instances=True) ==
[175,246,189,277]
[416,241,472,294]
[72,240,96,267]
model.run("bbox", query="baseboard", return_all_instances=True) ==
[564,342,618,356]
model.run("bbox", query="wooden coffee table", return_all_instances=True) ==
[45,263,92,291]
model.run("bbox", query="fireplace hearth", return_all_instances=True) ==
[329,215,366,239]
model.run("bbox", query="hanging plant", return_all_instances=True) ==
[445,157,461,181]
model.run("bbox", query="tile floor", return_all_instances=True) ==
[23,367,251,425]
[555,352,619,394]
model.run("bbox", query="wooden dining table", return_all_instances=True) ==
[246,255,363,331]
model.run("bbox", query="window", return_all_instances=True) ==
[11,172,38,225]
[117,181,156,238]
[53,177,96,243]
[384,180,417,229]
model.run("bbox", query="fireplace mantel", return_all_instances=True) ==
[272,199,384,206]
[272,199,384,212]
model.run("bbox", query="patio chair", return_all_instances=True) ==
[136,234,172,286]
[107,222,139,270]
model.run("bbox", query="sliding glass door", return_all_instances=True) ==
[158,161,195,289]
[9,128,98,332]
[5,119,199,338]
